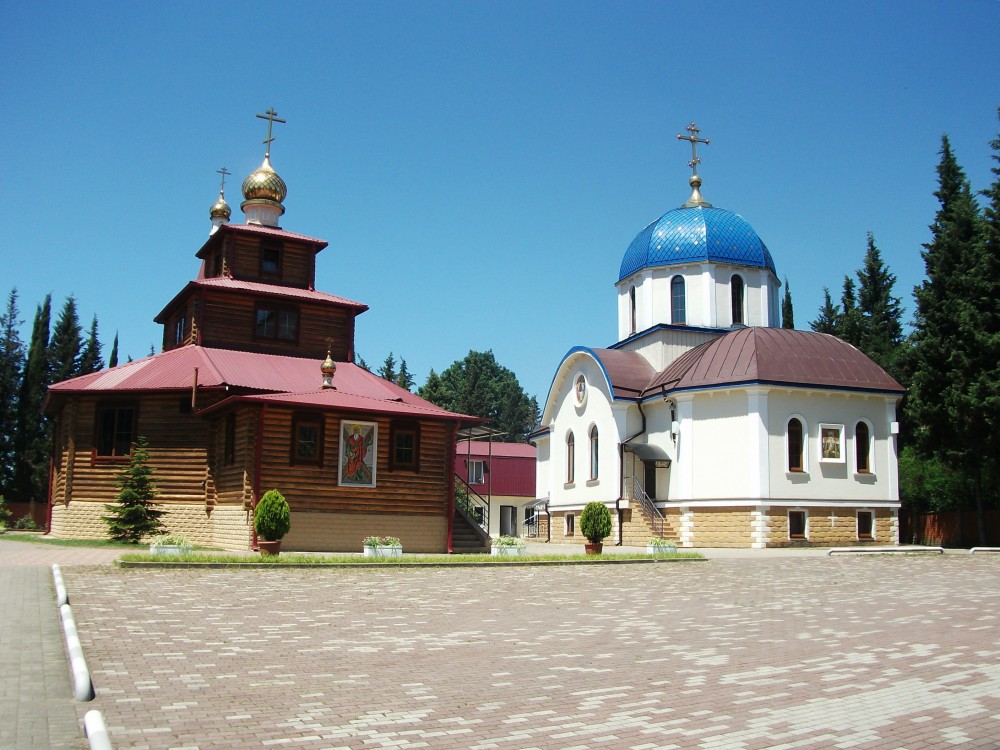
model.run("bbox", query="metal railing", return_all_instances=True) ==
[454,475,489,533]
[631,476,666,539]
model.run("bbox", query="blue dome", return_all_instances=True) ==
[618,205,777,282]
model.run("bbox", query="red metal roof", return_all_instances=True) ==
[46,346,475,422]
[645,327,904,395]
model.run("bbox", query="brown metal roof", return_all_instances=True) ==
[588,348,656,399]
[645,327,904,396]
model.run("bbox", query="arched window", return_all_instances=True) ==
[566,432,575,484]
[787,418,804,472]
[589,425,599,480]
[629,286,636,334]
[731,274,745,326]
[671,276,686,325]
[855,421,871,474]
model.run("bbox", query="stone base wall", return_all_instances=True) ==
[766,506,898,547]
[547,511,584,545]
[682,508,754,548]
[282,511,447,553]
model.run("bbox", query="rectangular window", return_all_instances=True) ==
[255,305,298,342]
[224,414,236,466]
[857,511,874,540]
[174,317,185,346]
[292,414,323,465]
[260,241,282,277]
[96,405,135,458]
[565,513,575,536]
[390,422,420,471]
[468,460,485,485]
[788,510,807,540]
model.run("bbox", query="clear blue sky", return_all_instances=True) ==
[3,1,998,404]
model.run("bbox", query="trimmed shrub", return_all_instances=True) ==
[254,489,291,541]
[580,501,612,544]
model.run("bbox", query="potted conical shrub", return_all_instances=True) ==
[254,489,290,556]
[580,501,612,554]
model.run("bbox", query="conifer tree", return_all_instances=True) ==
[13,295,51,507]
[838,276,864,347]
[377,352,397,383]
[856,232,904,378]
[354,353,370,372]
[781,277,794,329]
[78,315,103,375]
[49,295,83,383]
[0,289,24,498]
[108,332,119,369]
[395,358,415,391]
[102,436,164,542]
[810,287,840,335]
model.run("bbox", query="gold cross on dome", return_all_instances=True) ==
[217,166,231,193]
[676,122,710,177]
[256,107,287,158]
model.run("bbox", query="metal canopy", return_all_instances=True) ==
[457,425,507,441]
[624,443,672,468]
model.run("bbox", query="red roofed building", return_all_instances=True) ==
[533,126,905,549]
[44,116,480,553]
[454,438,536,538]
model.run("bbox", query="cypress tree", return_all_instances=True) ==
[838,276,864,347]
[396,358,415,391]
[810,287,840,335]
[377,352,397,383]
[781,277,794,329]
[14,295,51,507]
[78,315,103,375]
[0,289,24,498]
[49,295,82,383]
[108,332,119,369]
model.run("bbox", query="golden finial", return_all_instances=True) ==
[677,122,713,208]
[321,340,337,389]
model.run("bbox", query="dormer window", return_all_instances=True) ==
[260,240,283,278]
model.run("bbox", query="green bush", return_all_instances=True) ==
[254,489,291,541]
[580,501,612,544]
[0,495,11,526]
[13,515,39,530]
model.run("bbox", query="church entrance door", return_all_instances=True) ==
[644,462,657,500]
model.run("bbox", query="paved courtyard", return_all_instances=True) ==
[60,554,1000,749]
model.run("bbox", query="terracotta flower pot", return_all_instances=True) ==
[258,540,282,556]
[585,542,603,555]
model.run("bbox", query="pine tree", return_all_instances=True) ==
[838,276,864,347]
[49,295,83,383]
[908,134,985,537]
[781,277,794,329]
[0,289,24,498]
[13,295,51,507]
[810,287,840,335]
[856,232,904,378]
[377,352,397,383]
[355,353,370,372]
[102,436,164,543]
[395,358,415,391]
[78,315,103,375]
[108,332,119,368]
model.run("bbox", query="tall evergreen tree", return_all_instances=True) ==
[781,277,794,329]
[908,134,985,538]
[108,332,119,369]
[856,232,904,378]
[49,295,82,383]
[13,295,51,507]
[0,289,24,498]
[354,353,370,372]
[78,315,103,375]
[838,276,864,347]
[810,287,840,335]
[395,358,415,391]
[102,436,164,542]
[377,352,397,383]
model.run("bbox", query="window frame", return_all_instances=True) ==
[565,513,575,536]
[788,509,807,540]
[629,285,636,334]
[259,239,283,278]
[787,416,807,473]
[390,421,420,472]
[291,413,324,466]
[671,275,686,325]
[254,303,300,344]
[467,459,485,485]
[731,274,745,326]
[93,403,138,462]
[589,424,599,481]
[819,423,846,464]
[854,420,873,475]
[857,510,874,541]
[174,316,186,346]
[566,431,575,485]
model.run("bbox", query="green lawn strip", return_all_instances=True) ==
[0,532,139,549]
[118,551,704,568]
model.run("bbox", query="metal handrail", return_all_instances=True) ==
[454,475,490,533]
[632,476,665,538]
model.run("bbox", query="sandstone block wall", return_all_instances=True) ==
[767,506,898,547]
[282,512,447,553]
[683,508,753,548]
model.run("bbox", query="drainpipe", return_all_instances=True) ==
[251,404,268,551]
[618,398,647,546]
[447,421,459,553]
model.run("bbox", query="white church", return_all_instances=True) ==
[530,124,904,549]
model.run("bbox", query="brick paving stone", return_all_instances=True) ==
[47,555,1000,749]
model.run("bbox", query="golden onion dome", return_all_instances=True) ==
[241,156,287,204]
[209,191,232,220]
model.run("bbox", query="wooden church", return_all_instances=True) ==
[44,111,480,552]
